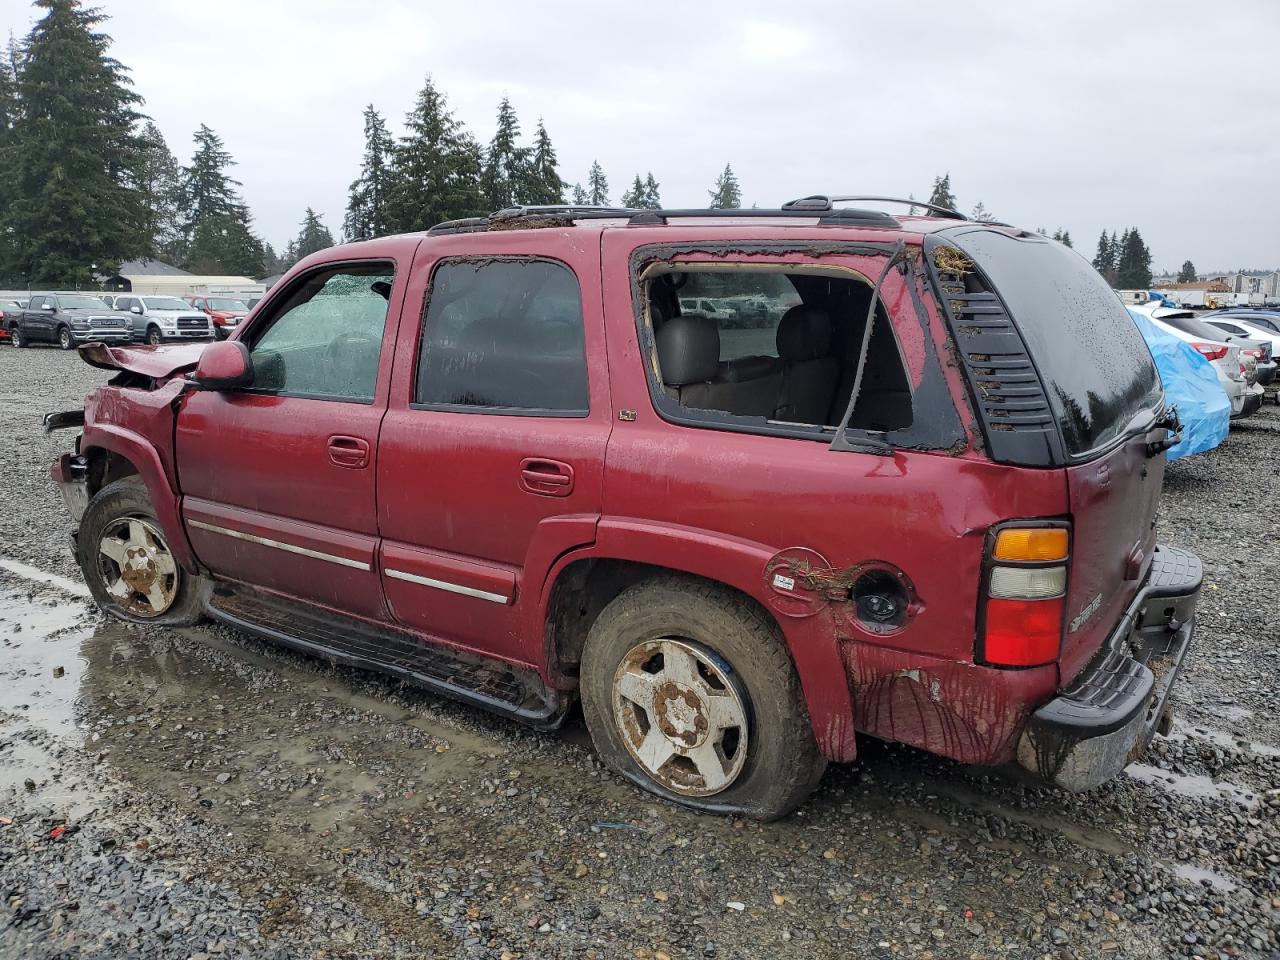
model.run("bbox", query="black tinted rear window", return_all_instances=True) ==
[951,230,1162,457]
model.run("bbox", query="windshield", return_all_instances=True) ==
[59,295,110,309]
[951,229,1163,458]
[143,297,192,311]
[210,298,248,311]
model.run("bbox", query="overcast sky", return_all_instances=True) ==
[4,0,1278,271]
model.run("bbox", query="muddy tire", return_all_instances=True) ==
[76,477,207,626]
[580,575,826,820]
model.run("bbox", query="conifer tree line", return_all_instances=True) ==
[0,0,748,285]
[1092,228,1153,289]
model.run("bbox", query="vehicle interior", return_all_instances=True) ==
[643,266,913,432]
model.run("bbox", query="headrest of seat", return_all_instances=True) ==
[776,306,833,362]
[656,314,720,386]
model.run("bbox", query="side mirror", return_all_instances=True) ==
[43,303,56,311]
[190,340,252,390]
[130,305,142,314]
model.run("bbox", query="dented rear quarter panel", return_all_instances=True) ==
[597,226,1072,763]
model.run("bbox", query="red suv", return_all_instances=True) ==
[186,295,251,340]
[47,198,1200,819]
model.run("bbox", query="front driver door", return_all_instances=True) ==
[175,258,408,619]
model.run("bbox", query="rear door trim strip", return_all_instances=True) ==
[187,519,372,571]
[384,568,509,604]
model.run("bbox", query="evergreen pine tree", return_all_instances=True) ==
[1115,228,1152,289]
[524,119,563,205]
[481,96,528,210]
[708,163,741,209]
[586,160,609,205]
[383,75,486,232]
[0,37,20,280]
[1059,229,1072,248]
[570,182,589,205]
[970,202,994,223]
[290,207,334,262]
[926,173,957,212]
[1178,260,1197,283]
[343,104,393,241]
[3,0,147,284]
[643,172,661,209]
[177,125,264,276]
[621,174,645,208]
[134,121,182,260]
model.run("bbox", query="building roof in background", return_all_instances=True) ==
[115,259,192,276]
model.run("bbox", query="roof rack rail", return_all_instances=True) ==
[782,195,966,220]
[626,207,897,227]
[428,204,902,235]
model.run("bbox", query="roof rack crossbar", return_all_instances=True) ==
[782,195,966,220]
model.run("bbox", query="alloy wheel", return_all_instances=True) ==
[95,516,180,618]
[611,638,749,796]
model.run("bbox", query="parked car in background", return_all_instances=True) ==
[186,296,250,340]
[1204,314,1280,402]
[677,296,735,323]
[1126,308,1229,459]
[11,293,132,349]
[115,295,214,345]
[45,201,1201,818]
[1132,304,1261,418]
[1150,307,1276,387]
[0,299,22,343]
[1204,308,1280,336]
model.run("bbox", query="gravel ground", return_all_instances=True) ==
[0,344,1278,960]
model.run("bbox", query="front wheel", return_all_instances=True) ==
[57,326,73,350]
[146,325,162,346]
[76,477,207,625]
[580,576,826,820]
[9,325,24,348]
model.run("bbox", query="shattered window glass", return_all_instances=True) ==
[248,264,393,402]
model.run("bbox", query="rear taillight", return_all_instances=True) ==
[980,524,1069,668]
[1191,342,1228,361]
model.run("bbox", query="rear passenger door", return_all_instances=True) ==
[378,233,611,665]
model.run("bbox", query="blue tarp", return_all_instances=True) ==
[1127,308,1230,460]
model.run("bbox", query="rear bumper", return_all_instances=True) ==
[1234,388,1264,419]
[1016,544,1200,791]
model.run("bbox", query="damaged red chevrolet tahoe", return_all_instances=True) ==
[46,197,1201,819]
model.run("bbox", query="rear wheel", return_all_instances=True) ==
[57,326,73,350]
[76,477,207,625]
[579,576,825,820]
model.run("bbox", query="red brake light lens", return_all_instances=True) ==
[1191,342,1228,361]
[983,596,1065,667]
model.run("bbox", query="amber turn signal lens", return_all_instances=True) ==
[993,527,1068,563]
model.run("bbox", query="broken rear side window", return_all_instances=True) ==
[642,262,919,438]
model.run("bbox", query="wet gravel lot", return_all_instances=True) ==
[1,344,1278,960]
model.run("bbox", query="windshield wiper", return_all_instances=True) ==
[829,240,906,456]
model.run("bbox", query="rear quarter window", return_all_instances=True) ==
[951,229,1163,457]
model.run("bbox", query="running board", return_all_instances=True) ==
[206,585,570,729]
